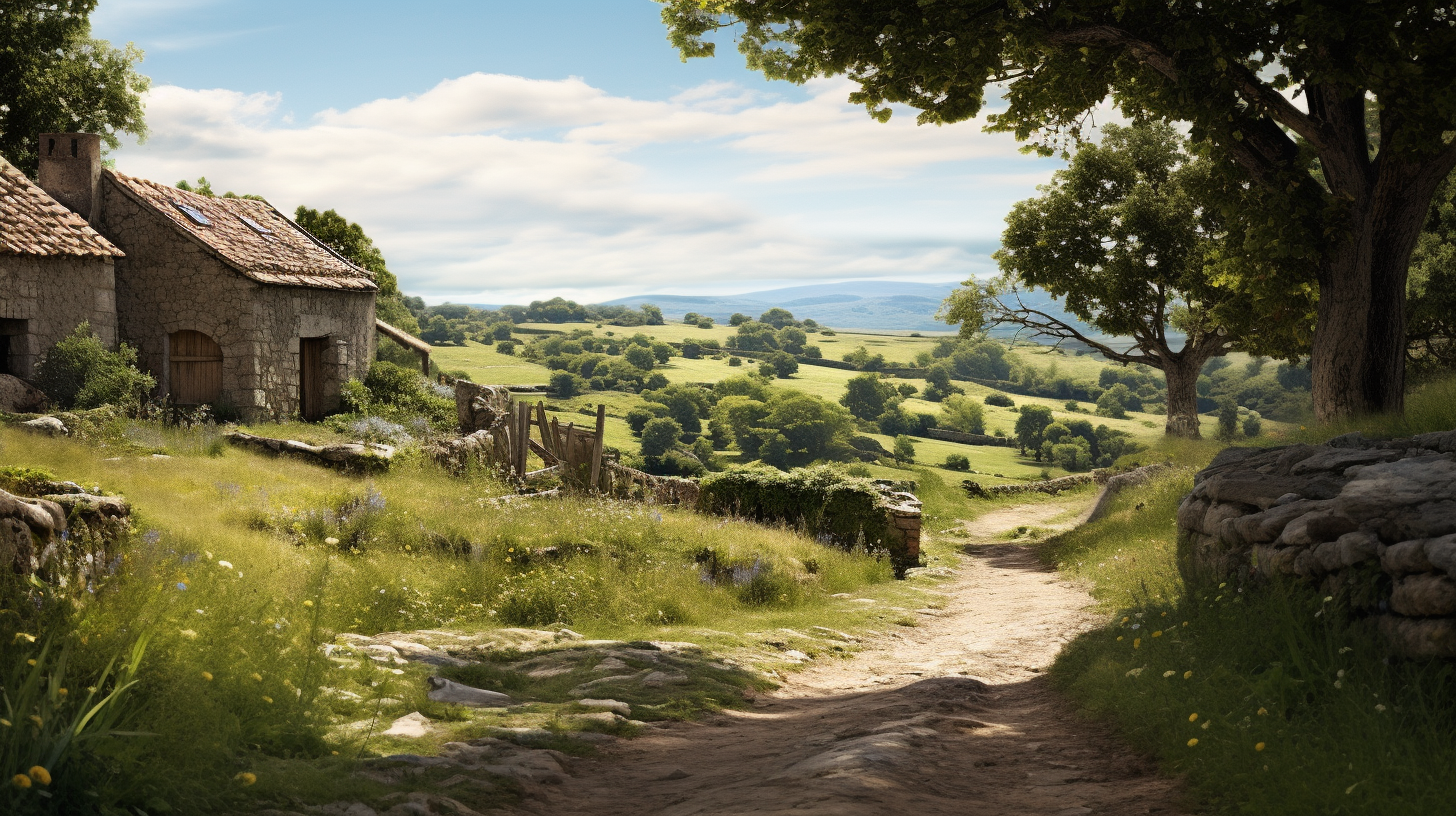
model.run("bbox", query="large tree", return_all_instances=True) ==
[943,122,1311,438]
[661,1,1456,421]
[0,1,149,174]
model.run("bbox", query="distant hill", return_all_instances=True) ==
[601,281,964,333]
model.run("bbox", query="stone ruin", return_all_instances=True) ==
[1,478,131,587]
[1177,430,1456,658]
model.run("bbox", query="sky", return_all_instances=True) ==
[91,0,1065,305]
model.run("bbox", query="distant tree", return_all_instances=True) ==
[549,371,587,398]
[640,417,684,457]
[641,304,665,325]
[727,356,742,367]
[623,345,655,370]
[683,312,701,324]
[759,308,798,329]
[892,435,916,464]
[985,393,1015,408]
[1096,385,1132,419]
[729,313,750,326]
[776,326,808,354]
[921,363,961,402]
[842,346,887,372]
[896,383,918,398]
[941,123,1308,439]
[767,351,798,378]
[1217,398,1240,442]
[943,453,971,472]
[732,321,780,352]
[681,341,702,359]
[643,383,711,434]
[1243,413,1263,438]
[840,373,898,421]
[938,395,986,435]
[0,2,149,175]
[696,318,715,329]
[1014,404,1055,457]
[626,406,658,435]
[496,340,516,356]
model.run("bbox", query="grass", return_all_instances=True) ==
[0,418,959,814]
[1039,379,1456,815]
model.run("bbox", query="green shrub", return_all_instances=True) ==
[727,356,742,367]
[985,392,1015,407]
[32,323,155,410]
[625,406,657,435]
[640,417,684,457]
[549,371,588,398]
[943,453,970,471]
[892,434,916,463]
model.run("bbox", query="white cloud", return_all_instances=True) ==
[116,74,1055,302]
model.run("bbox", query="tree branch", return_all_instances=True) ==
[993,291,1152,367]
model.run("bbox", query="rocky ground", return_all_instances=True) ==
[502,504,1189,816]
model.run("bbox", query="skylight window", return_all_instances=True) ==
[239,215,273,235]
[172,201,211,226]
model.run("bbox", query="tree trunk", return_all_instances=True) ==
[1162,358,1203,438]
[1311,158,1448,422]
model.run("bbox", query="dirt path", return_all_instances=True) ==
[510,503,1188,816]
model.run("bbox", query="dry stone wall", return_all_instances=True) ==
[98,177,373,419]
[1177,431,1456,658]
[0,254,116,377]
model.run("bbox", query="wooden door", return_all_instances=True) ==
[299,337,327,421]
[169,330,222,405]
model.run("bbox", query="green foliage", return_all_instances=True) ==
[641,383,710,434]
[0,2,149,175]
[942,453,970,472]
[640,417,684,458]
[937,394,986,435]
[623,344,655,371]
[351,361,454,429]
[891,434,915,463]
[1216,398,1240,441]
[1242,414,1263,438]
[727,356,742,367]
[696,465,914,574]
[758,308,798,329]
[1096,386,1130,419]
[1014,404,1055,456]
[32,323,155,410]
[766,351,798,378]
[549,371,588,399]
[984,392,1015,408]
[711,384,855,469]
[1407,172,1456,378]
[841,346,887,371]
[840,373,898,421]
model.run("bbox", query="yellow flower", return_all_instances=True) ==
[1121,616,1130,624]
[508,547,515,552]
[262,696,273,704]
[28,715,42,727]
[303,600,314,608]
[1187,738,1198,747]
[1152,630,1163,638]
[1184,670,1193,680]
[179,629,198,640]
[251,672,263,682]
[26,659,36,666]
[1188,713,1198,722]
[201,671,213,681]
[1133,638,1141,649]
[234,772,257,786]
[0,719,10,727]
[28,766,50,786]
[56,688,67,697]
[13,633,35,644]
[1255,742,1266,752]
[12,774,31,789]
[1162,670,1176,678]
[1182,621,1189,627]
[1257,707,1268,716]
[1116,636,1124,642]
[1201,721,1210,730]
[404,544,411,551]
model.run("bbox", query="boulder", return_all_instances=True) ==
[20,416,67,436]
[425,676,514,707]
[0,374,47,413]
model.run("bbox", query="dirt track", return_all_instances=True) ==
[511,504,1189,816]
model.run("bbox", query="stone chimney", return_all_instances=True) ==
[37,133,102,221]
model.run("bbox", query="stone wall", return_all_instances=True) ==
[1177,431,1456,658]
[926,428,1015,447]
[0,254,116,377]
[98,176,373,419]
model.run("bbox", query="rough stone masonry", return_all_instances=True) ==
[1177,430,1456,658]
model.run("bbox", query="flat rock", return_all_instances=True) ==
[20,416,66,436]
[426,676,514,707]
[382,712,431,738]
[578,698,630,715]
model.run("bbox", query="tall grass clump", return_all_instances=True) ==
[1044,468,1456,814]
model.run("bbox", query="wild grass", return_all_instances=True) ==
[0,422,898,812]
[1044,461,1456,814]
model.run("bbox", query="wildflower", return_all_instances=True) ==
[234,772,256,786]
[1187,738,1198,747]
[1255,742,1266,752]
[13,632,35,644]
[1133,638,1141,649]
[1188,713,1198,722]
[508,547,515,552]
[262,696,273,704]
[1334,680,1343,689]
[176,582,188,591]
[1116,636,1124,642]
[179,629,198,640]
[1163,670,1176,678]
[1152,630,1163,638]
[251,672,263,682]
[1183,670,1193,679]
[1201,721,1210,730]
[1182,621,1189,627]
[201,671,213,681]
[1337,669,1345,678]
[324,538,340,546]
[28,715,42,727]
[218,560,233,569]
[56,688,66,697]
[28,767,49,785]
[0,719,9,727]
[12,774,31,789]
[26,659,36,666]
[1339,646,1353,654]
[1375,704,1386,712]
[1121,616,1130,624]
[1257,707,1268,716]
[303,600,314,608]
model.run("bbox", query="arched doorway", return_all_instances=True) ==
[169,330,223,406]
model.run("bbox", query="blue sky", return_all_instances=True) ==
[92,0,1065,305]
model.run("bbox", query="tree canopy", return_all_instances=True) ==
[660,0,1456,420]
[0,1,149,175]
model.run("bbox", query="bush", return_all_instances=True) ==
[625,406,658,435]
[640,417,684,457]
[943,453,971,471]
[549,371,588,398]
[892,434,916,463]
[497,341,516,355]
[32,323,155,410]
[985,392,1015,407]
[768,351,799,378]
[1243,413,1263,437]
[727,356,743,367]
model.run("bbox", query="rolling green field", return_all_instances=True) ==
[430,323,1290,489]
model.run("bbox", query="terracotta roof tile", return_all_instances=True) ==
[0,157,122,257]
[107,171,377,292]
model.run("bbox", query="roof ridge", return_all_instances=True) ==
[0,155,123,258]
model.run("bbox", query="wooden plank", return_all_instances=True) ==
[535,402,551,456]
[515,402,530,477]
[590,403,605,492]
[526,437,559,464]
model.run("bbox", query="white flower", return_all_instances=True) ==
[218,560,233,569]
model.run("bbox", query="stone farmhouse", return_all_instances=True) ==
[1,133,379,420]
